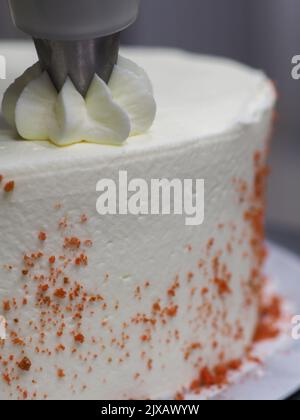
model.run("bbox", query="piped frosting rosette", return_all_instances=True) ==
[2,56,156,146]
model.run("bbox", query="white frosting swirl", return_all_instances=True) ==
[2,56,156,147]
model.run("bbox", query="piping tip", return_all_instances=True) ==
[34,33,120,97]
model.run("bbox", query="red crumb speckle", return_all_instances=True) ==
[57,369,65,378]
[227,359,242,370]
[207,238,215,252]
[2,373,11,385]
[75,253,88,267]
[3,301,10,312]
[54,288,67,299]
[0,174,3,183]
[74,333,85,344]
[80,214,88,223]
[254,323,280,342]
[55,344,66,353]
[166,305,178,317]
[214,278,231,295]
[254,296,282,342]
[4,181,15,193]
[49,256,56,264]
[18,357,32,372]
[64,237,81,249]
[187,272,194,282]
[140,334,151,343]
[175,392,185,400]
[201,367,215,386]
[261,296,282,319]
[39,284,49,293]
[247,355,263,365]
[38,231,47,241]
[152,302,161,313]
[189,359,242,392]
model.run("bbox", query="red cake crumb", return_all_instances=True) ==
[175,392,185,400]
[152,302,161,312]
[18,357,32,372]
[254,296,282,342]
[80,214,88,223]
[74,333,85,344]
[227,360,242,370]
[4,180,15,193]
[187,272,194,282]
[167,276,180,298]
[166,305,178,318]
[57,369,65,378]
[55,344,65,353]
[201,367,216,386]
[207,238,215,253]
[64,237,81,249]
[75,253,88,266]
[254,324,280,342]
[48,256,56,264]
[214,278,231,295]
[39,284,49,293]
[38,232,47,241]
[0,174,3,182]
[54,288,67,299]
[189,359,242,393]
[2,373,11,385]
[3,301,10,312]
[247,355,262,365]
[140,334,151,343]
[184,343,202,361]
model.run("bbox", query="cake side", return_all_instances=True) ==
[0,46,275,400]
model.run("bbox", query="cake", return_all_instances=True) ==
[0,42,276,400]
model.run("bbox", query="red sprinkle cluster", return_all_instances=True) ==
[0,174,15,193]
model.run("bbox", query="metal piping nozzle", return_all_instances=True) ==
[34,34,120,97]
[8,0,140,96]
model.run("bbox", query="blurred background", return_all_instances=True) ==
[0,0,299,252]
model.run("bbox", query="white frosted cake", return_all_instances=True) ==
[0,42,276,400]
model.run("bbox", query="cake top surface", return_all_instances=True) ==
[0,42,275,170]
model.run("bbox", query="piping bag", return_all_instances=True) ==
[8,0,140,96]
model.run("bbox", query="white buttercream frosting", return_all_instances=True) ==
[2,56,156,146]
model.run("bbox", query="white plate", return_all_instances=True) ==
[212,242,300,400]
